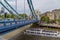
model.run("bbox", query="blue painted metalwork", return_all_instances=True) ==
[27,0,34,19]
[0,0,37,19]
[0,1,20,18]
[30,0,37,19]
[0,0,39,35]
[27,0,37,20]
[0,20,38,34]
[4,0,21,18]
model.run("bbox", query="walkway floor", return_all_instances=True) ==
[1,25,31,40]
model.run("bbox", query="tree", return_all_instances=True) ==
[49,20,56,23]
[19,13,28,19]
[41,16,50,23]
[11,14,15,18]
[0,15,3,18]
[56,19,60,24]
[6,14,11,18]
[0,14,4,19]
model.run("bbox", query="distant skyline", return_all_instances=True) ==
[0,0,60,15]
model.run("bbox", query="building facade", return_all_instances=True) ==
[29,10,41,20]
[40,9,60,20]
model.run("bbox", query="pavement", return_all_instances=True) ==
[0,25,31,40]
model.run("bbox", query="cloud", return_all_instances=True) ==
[0,0,60,14]
[32,0,60,13]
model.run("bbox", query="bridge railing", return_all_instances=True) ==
[0,20,25,26]
[0,20,38,27]
[0,20,38,33]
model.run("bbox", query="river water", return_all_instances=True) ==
[9,30,60,40]
[9,27,60,40]
[19,34,60,40]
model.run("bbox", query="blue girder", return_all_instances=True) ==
[0,1,20,18]
[0,20,38,35]
[27,0,37,19]
[4,0,21,18]
[0,0,39,35]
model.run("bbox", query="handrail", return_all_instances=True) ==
[0,20,38,33]
[0,20,38,26]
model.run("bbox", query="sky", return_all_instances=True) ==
[0,0,60,15]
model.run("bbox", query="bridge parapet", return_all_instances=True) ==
[0,20,38,34]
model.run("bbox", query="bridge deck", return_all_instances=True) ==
[0,20,38,35]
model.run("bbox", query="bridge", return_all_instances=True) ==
[0,20,38,35]
[0,0,39,37]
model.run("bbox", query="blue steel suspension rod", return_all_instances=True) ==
[27,0,34,18]
[30,0,36,17]
[0,1,20,18]
[4,0,21,18]
[30,0,37,19]
[27,0,37,19]
[30,0,37,20]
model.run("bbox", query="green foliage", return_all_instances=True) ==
[41,16,50,23]
[0,13,28,19]
[49,20,56,23]
[56,19,60,23]
[0,15,3,18]
[19,13,28,19]
[6,14,11,18]
[11,14,15,18]
[0,14,4,18]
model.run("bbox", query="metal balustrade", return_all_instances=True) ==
[0,20,38,34]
